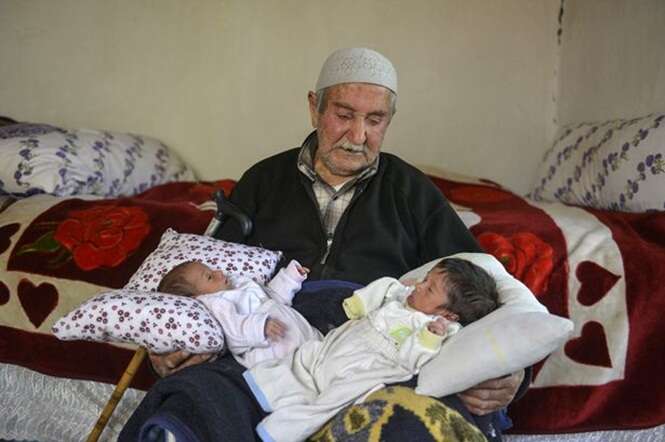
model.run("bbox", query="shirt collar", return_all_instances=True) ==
[296,130,379,184]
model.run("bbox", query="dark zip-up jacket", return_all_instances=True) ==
[215,143,481,285]
[211,138,528,441]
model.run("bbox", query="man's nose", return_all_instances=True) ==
[348,117,367,145]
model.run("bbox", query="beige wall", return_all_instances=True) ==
[1,0,559,194]
[557,0,665,125]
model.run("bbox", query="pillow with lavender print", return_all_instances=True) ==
[125,228,283,290]
[52,289,225,354]
[0,122,195,198]
[529,113,665,212]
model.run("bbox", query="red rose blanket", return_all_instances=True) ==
[1,176,664,433]
[0,181,234,390]
[429,174,665,433]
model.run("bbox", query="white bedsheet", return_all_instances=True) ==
[0,363,144,442]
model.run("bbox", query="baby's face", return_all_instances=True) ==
[406,269,450,315]
[183,261,231,294]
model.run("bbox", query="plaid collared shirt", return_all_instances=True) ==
[296,135,378,238]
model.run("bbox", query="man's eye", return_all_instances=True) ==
[337,114,352,120]
[368,118,382,126]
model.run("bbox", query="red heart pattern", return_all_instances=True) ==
[17,279,59,328]
[0,223,20,256]
[564,321,612,368]
[0,281,9,305]
[576,260,620,306]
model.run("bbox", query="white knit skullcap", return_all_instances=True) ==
[315,48,397,94]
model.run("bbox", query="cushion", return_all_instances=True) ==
[125,228,283,291]
[529,113,665,212]
[407,252,574,398]
[51,289,225,354]
[0,123,195,198]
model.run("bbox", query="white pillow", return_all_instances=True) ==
[529,113,665,212]
[410,252,574,398]
[52,289,225,354]
[0,123,195,198]
[125,228,282,291]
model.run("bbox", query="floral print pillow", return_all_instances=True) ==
[52,290,225,353]
[0,123,195,198]
[125,228,283,291]
[529,113,665,212]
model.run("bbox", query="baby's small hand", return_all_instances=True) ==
[427,317,449,336]
[264,317,287,341]
[296,264,309,277]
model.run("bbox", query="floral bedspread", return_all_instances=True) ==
[429,174,665,433]
[0,180,233,390]
[1,175,664,433]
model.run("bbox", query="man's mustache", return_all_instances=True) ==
[336,140,367,153]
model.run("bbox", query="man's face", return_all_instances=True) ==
[308,83,393,185]
[182,261,231,295]
[407,269,451,316]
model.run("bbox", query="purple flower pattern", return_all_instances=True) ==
[52,290,226,354]
[0,124,195,198]
[529,113,665,212]
[125,228,283,291]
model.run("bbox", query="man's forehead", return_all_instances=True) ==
[327,82,391,96]
[326,83,392,113]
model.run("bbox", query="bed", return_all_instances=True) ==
[1,115,664,441]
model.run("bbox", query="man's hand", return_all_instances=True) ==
[264,317,287,341]
[458,370,525,415]
[149,350,217,378]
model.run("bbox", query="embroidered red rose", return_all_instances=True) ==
[477,231,554,295]
[54,206,150,270]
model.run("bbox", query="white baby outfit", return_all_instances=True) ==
[243,276,461,442]
[196,260,322,368]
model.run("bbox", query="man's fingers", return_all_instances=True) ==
[148,350,214,378]
[458,370,525,415]
[148,350,189,377]
[178,353,213,370]
[148,353,173,378]
[458,392,501,415]
[164,350,191,369]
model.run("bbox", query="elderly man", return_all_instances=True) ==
[121,48,526,442]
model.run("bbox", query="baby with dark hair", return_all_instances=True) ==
[427,257,500,325]
[243,257,500,442]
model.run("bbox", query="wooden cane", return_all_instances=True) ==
[86,347,147,442]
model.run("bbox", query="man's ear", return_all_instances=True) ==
[307,91,319,128]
